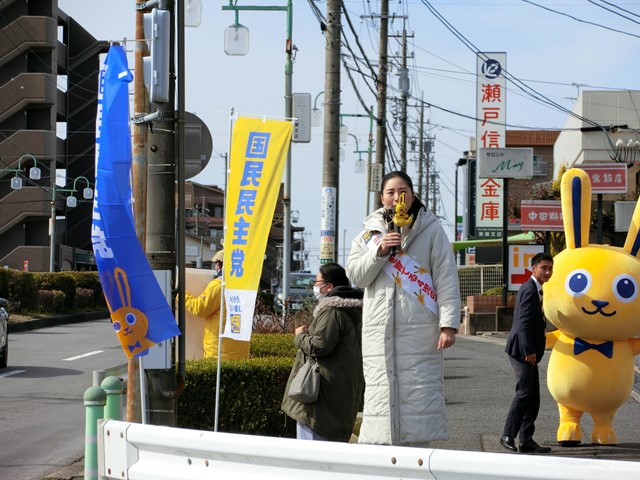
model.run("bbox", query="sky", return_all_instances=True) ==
[58,0,640,273]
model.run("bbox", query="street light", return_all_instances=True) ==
[185,0,203,27]
[49,176,94,272]
[62,177,94,207]
[347,133,367,174]
[340,111,376,216]
[1,153,42,190]
[223,11,249,56]
[222,1,294,321]
[311,91,324,127]
[339,121,349,144]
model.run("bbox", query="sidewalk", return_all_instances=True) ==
[8,310,109,334]
[41,460,83,480]
[41,331,640,479]
[431,333,640,463]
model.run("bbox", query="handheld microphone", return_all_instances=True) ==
[386,209,397,257]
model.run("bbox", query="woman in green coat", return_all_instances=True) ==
[281,263,364,442]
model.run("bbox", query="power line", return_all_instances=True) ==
[587,0,640,25]
[521,0,640,38]
[592,0,640,19]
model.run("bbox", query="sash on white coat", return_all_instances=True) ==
[363,231,439,316]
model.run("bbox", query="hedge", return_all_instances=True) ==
[3,269,105,314]
[0,268,9,299]
[34,272,77,309]
[7,270,39,312]
[175,332,303,436]
[177,355,296,437]
[250,333,296,358]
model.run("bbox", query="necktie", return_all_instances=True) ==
[539,290,543,310]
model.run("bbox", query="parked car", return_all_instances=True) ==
[0,298,8,368]
[273,272,317,313]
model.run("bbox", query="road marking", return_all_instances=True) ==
[63,350,103,361]
[0,369,26,378]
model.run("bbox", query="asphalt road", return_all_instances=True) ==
[5,322,640,479]
[0,318,122,480]
[431,334,640,463]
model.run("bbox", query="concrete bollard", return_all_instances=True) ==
[101,376,123,420]
[84,385,107,480]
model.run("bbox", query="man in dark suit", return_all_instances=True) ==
[500,252,553,454]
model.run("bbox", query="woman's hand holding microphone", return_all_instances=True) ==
[378,231,402,257]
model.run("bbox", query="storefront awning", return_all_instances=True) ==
[451,231,536,252]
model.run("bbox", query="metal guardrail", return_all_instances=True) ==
[98,420,640,480]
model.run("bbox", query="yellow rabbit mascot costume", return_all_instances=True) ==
[544,168,640,445]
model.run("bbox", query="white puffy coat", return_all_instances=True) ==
[346,207,460,445]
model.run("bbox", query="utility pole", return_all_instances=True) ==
[365,106,374,216]
[374,0,388,208]
[321,0,341,263]
[175,0,186,398]
[400,28,407,171]
[388,20,412,173]
[417,98,424,202]
[396,27,413,172]
[128,0,150,424]
[431,167,438,216]
[146,0,177,283]
[133,0,180,427]
[424,136,431,211]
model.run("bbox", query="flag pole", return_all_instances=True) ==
[214,108,234,432]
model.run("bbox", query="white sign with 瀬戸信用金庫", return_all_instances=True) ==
[475,52,506,236]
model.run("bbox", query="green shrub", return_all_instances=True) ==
[39,289,66,313]
[69,272,105,307]
[0,268,9,299]
[250,333,296,358]
[3,270,105,314]
[177,355,295,437]
[75,287,96,309]
[7,270,38,312]
[482,286,516,296]
[34,272,77,309]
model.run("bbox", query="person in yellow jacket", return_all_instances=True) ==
[184,250,250,360]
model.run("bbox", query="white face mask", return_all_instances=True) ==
[313,285,326,300]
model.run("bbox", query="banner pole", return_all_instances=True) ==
[214,108,234,432]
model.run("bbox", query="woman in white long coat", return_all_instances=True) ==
[346,171,460,446]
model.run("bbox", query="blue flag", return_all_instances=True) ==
[92,45,180,358]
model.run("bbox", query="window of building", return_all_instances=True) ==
[533,155,546,176]
[212,205,224,217]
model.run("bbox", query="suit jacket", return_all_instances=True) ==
[505,278,546,363]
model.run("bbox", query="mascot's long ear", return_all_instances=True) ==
[561,168,591,249]
[623,194,640,258]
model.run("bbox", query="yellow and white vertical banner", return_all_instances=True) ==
[222,116,293,341]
